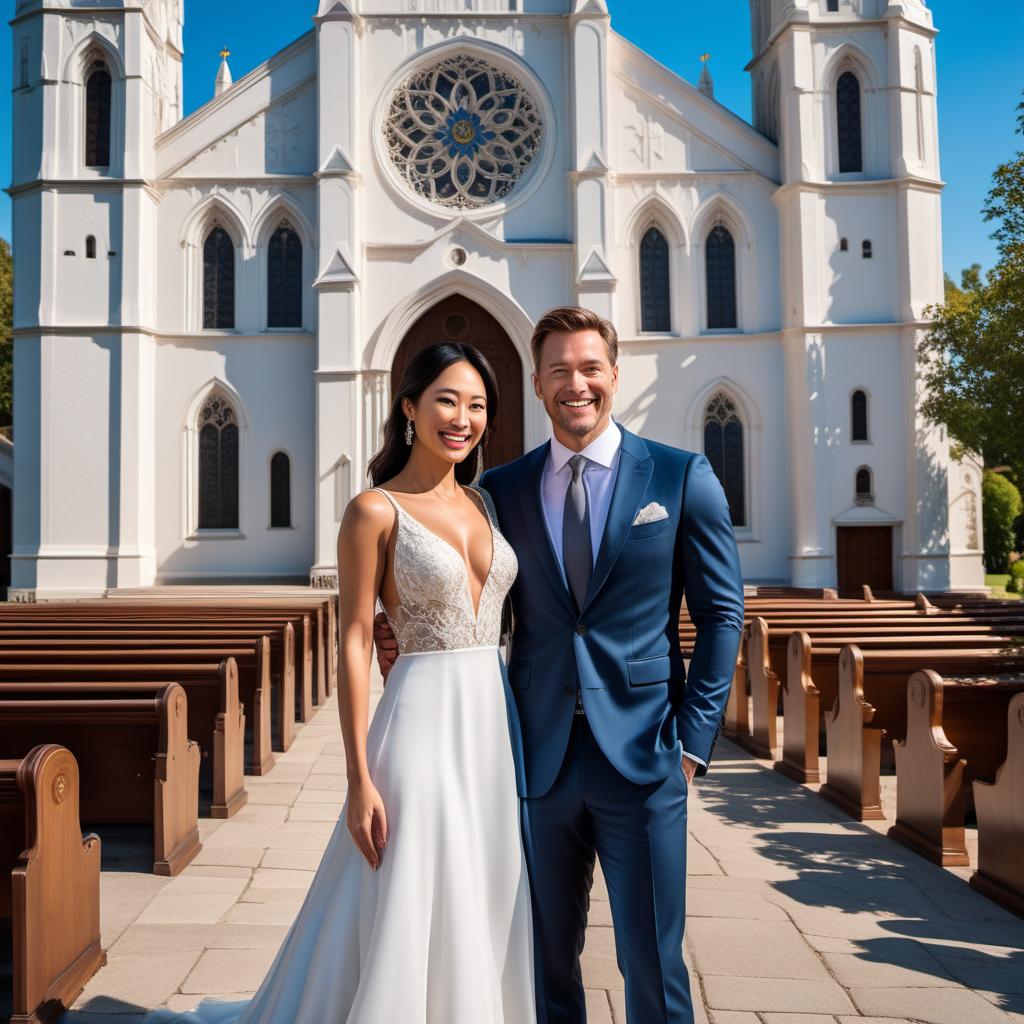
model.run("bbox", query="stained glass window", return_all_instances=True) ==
[851,389,869,442]
[706,225,737,330]
[85,59,112,167]
[837,71,863,173]
[268,222,302,329]
[198,395,239,530]
[270,452,291,528]
[704,392,746,527]
[383,53,544,210]
[640,227,671,332]
[203,226,235,330]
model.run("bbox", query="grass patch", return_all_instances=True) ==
[986,574,1021,600]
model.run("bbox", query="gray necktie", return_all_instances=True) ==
[563,454,592,610]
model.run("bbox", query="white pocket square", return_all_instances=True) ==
[633,502,669,526]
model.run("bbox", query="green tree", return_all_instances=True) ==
[919,97,1024,471]
[0,237,10,437]
[982,470,1022,574]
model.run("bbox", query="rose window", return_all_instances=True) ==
[383,54,544,210]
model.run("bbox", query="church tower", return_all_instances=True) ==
[9,0,184,598]
[751,0,953,590]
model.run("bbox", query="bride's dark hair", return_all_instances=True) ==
[368,343,500,487]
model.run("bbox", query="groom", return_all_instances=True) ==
[380,306,743,1023]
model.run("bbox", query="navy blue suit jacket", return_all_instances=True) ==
[481,425,744,799]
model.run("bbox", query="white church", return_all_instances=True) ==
[8,0,985,600]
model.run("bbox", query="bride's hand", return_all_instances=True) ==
[347,779,388,870]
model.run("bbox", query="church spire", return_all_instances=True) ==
[215,46,233,97]
[698,53,715,100]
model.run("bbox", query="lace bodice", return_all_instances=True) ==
[374,486,518,654]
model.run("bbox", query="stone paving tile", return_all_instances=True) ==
[708,1013,760,1024]
[849,985,1013,1024]
[181,948,279,995]
[584,988,614,1023]
[762,1015,839,1024]
[260,847,325,870]
[135,892,240,926]
[229,803,289,823]
[703,976,855,1015]
[164,993,254,1014]
[106,924,217,957]
[244,783,302,805]
[688,918,831,981]
[75,951,201,1011]
[251,866,317,889]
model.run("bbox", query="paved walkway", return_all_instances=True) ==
[64,684,1024,1024]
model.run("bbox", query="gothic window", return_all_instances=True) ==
[203,226,235,330]
[862,240,873,259]
[198,394,239,530]
[706,224,737,330]
[839,237,849,252]
[85,236,97,260]
[836,71,863,173]
[268,221,303,329]
[270,452,292,528]
[85,58,112,168]
[639,227,671,332]
[855,467,873,504]
[703,392,746,528]
[827,0,839,11]
[851,389,869,442]
[383,53,544,210]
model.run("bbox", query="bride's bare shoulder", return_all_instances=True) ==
[340,489,396,539]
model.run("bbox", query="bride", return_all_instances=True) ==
[159,343,535,1023]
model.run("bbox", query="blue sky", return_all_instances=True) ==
[1,0,1020,279]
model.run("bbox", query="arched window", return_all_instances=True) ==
[639,226,670,332]
[85,58,112,168]
[855,466,873,504]
[203,226,235,330]
[706,224,737,330]
[851,389,869,442]
[268,221,303,329]
[85,236,97,260]
[703,392,746,527]
[198,394,239,530]
[862,240,873,259]
[270,452,292,528]
[836,71,863,173]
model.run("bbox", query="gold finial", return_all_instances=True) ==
[220,46,231,60]
[700,53,711,64]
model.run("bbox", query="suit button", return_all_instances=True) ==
[563,687,574,695]
[576,625,587,636]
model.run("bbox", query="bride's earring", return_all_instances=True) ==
[405,419,414,447]
[473,443,484,483]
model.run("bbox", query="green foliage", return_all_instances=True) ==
[919,97,1024,472]
[982,470,1023,574]
[1007,560,1024,593]
[0,238,10,437]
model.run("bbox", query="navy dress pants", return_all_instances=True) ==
[521,716,693,1024]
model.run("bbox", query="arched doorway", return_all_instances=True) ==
[391,295,524,470]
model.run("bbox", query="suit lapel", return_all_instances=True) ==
[516,443,576,616]
[581,428,653,613]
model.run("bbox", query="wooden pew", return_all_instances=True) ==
[971,692,1024,917]
[0,744,104,1024]
[819,646,1024,822]
[0,662,246,819]
[0,622,298,748]
[776,628,1022,783]
[0,683,202,875]
[0,620,315,726]
[889,670,1024,865]
[0,639,275,775]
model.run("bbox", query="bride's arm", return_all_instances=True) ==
[336,490,394,869]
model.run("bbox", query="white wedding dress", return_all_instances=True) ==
[156,485,536,1023]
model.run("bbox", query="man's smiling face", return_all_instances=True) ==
[532,328,619,451]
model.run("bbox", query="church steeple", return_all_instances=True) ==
[698,54,715,99]
[215,46,233,97]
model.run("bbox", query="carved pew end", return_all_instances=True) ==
[887,670,969,866]
[775,630,821,784]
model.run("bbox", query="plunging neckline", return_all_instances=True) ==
[377,486,496,625]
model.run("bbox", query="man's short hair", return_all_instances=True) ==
[530,306,619,369]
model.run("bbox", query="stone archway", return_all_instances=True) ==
[391,294,524,470]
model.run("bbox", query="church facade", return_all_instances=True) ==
[8,0,985,599]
